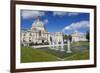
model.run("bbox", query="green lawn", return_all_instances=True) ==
[71,41,89,47]
[64,50,89,60]
[21,46,60,63]
[21,41,89,63]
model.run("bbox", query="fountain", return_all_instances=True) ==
[55,40,59,50]
[49,35,54,49]
[60,38,64,51]
[66,39,72,53]
[51,43,54,49]
[49,33,65,51]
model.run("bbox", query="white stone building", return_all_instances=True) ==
[71,31,87,42]
[21,18,63,46]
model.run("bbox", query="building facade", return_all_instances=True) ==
[71,31,87,42]
[21,18,63,46]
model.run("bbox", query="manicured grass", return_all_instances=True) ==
[21,46,59,63]
[21,41,89,63]
[43,47,89,61]
[64,50,89,60]
[71,41,89,47]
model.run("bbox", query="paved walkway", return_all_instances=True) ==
[31,44,67,48]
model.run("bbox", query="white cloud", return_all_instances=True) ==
[53,12,67,16]
[21,10,45,19]
[62,20,89,32]
[43,19,48,24]
[53,11,79,16]
[68,12,79,16]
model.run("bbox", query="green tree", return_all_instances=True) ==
[69,35,72,42]
[63,35,68,43]
[63,35,68,40]
[86,31,89,42]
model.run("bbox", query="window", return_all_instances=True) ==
[39,31,41,36]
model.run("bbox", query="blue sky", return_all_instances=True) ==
[21,10,90,34]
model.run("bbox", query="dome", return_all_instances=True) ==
[31,18,46,32]
[32,19,44,27]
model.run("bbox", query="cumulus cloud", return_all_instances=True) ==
[53,11,79,16]
[43,19,48,24]
[68,12,79,16]
[21,10,45,19]
[53,12,67,16]
[62,20,89,32]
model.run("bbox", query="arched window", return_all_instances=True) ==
[29,37,31,42]
[39,31,41,36]
[23,38,26,42]
[23,33,25,36]
[30,33,32,36]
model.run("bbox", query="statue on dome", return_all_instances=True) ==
[31,16,46,32]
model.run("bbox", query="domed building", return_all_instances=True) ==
[31,17,45,31]
[21,17,63,46]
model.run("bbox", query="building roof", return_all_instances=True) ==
[32,18,44,27]
[31,17,47,32]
